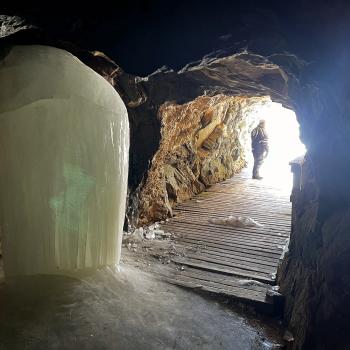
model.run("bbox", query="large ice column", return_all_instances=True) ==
[0,45,129,276]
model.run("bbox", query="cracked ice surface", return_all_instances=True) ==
[0,45,129,276]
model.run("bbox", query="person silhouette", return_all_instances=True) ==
[251,120,269,180]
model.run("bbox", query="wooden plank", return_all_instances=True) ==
[176,237,282,257]
[169,275,268,298]
[174,242,280,266]
[175,210,290,220]
[170,215,290,231]
[173,217,290,232]
[186,251,278,270]
[186,245,280,265]
[168,274,268,300]
[184,253,276,274]
[179,198,290,206]
[178,199,287,205]
[175,233,283,254]
[172,208,291,228]
[164,221,289,242]
[160,168,290,308]
[168,216,290,231]
[167,218,290,236]
[178,199,291,208]
[173,208,291,222]
[178,237,282,259]
[174,209,291,222]
[165,222,288,243]
[172,257,275,283]
[172,230,284,253]
[188,200,290,208]
[171,266,270,292]
[164,277,270,304]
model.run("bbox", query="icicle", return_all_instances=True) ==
[0,45,129,276]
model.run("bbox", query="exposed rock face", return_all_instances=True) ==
[279,156,350,350]
[119,27,350,350]
[0,24,296,196]
[277,52,350,349]
[138,95,267,223]
[0,15,33,37]
[3,9,350,349]
[65,42,350,350]
[118,51,296,224]
[115,51,296,203]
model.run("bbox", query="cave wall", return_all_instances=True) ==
[2,9,350,349]
[0,27,295,248]
[120,52,293,224]
[138,95,267,223]
[92,36,350,349]
[277,56,350,349]
[279,157,350,350]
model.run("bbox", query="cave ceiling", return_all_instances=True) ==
[2,0,349,75]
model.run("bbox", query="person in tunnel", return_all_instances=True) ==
[251,119,269,180]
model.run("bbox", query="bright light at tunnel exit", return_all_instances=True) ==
[248,102,306,191]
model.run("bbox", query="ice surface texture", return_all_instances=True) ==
[0,45,129,276]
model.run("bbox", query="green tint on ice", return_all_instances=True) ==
[50,163,96,233]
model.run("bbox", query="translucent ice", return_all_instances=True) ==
[0,45,129,276]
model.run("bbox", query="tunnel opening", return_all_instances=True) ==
[121,92,307,318]
[245,101,306,191]
[1,5,350,349]
[134,94,305,226]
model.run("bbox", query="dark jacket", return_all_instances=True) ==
[251,126,269,155]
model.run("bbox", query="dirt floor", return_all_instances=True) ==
[0,243,285,350]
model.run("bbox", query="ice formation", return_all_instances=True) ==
[208,215,263,228]
[0,45,129,276]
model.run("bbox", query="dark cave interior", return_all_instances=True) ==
[1,2,350,349]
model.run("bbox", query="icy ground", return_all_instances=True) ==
[0,261,284,350]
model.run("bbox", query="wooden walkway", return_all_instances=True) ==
[160,169,291,312]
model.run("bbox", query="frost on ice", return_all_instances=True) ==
[0,45,129,276]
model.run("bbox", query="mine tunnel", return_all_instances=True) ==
[0,2,350,350]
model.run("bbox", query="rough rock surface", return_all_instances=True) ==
[118,51,298,224]
[120,50,296,197]
[273,36,350,346]
[138,95,267,223]
[3,8,350,349]
[0,26,298,225]
[278,156,350,350]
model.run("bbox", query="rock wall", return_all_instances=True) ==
[277,49,350,349]
[0,27,299,229]
[138,95,267,224]
[127,52,293,185]
[279,156,350,350]
[2,8,350,350]
[118,52,294,225]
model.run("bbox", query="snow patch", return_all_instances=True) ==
[208,215,263,228]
